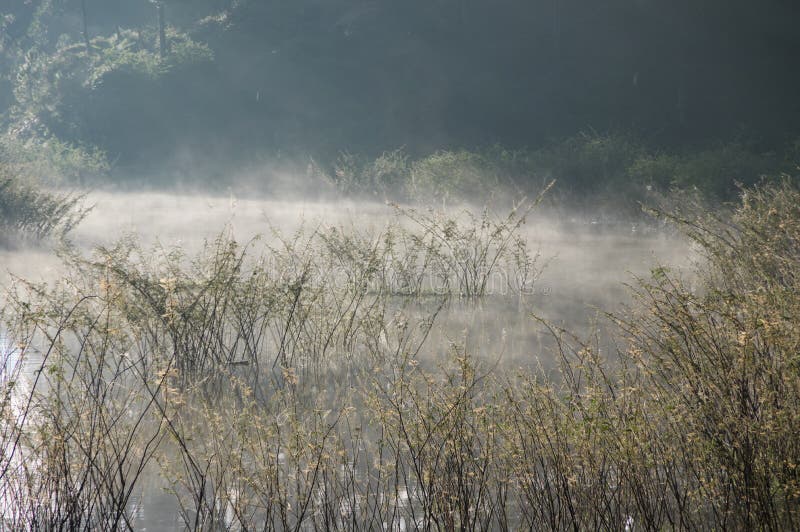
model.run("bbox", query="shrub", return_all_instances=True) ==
[629,142,792,212]
[329,135,794,212]
[617,179,800,528]
[331,148,410,198]
[0,165,90,245]
[0,130,109,184]
[527,131,646,193]
[408,149,500,203]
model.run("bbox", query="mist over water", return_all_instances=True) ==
[2,188,694,361]
[0,187,697,529]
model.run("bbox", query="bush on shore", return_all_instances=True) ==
[326,134,797,214]
[0,164,89,245]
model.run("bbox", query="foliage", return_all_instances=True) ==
[3,0,800,174]
[0,165,90,245]
[331,149,410,198]
[5,27,212,180]
[0,129,109,184]
[629,141,785,198]
[526,131,646,193]
[13,29,212,111]
[324,135,792,212]
[407,149,502,203]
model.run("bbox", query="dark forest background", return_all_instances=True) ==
[1,0,799,200]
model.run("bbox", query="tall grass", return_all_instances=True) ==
[0,181,798,529]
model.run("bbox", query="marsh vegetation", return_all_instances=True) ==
[0,179,797,530]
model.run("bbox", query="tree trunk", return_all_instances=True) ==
[157,2,168,58]
[81,0,91,53]
[552,0,561,60]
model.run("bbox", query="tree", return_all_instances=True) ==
[149,0,168,58]
[81,0,91,53]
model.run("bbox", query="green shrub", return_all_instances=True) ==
[626,151,681,190]
[527,131,646,193]
[0,165,90,244]
[330,146,541,203]
[672,143,781,196]
[0,130,109,184]
[330,135,793,210]
[332,148,410,197]
[409,149,500,203]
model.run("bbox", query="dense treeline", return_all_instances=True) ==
[1,0,799,187]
